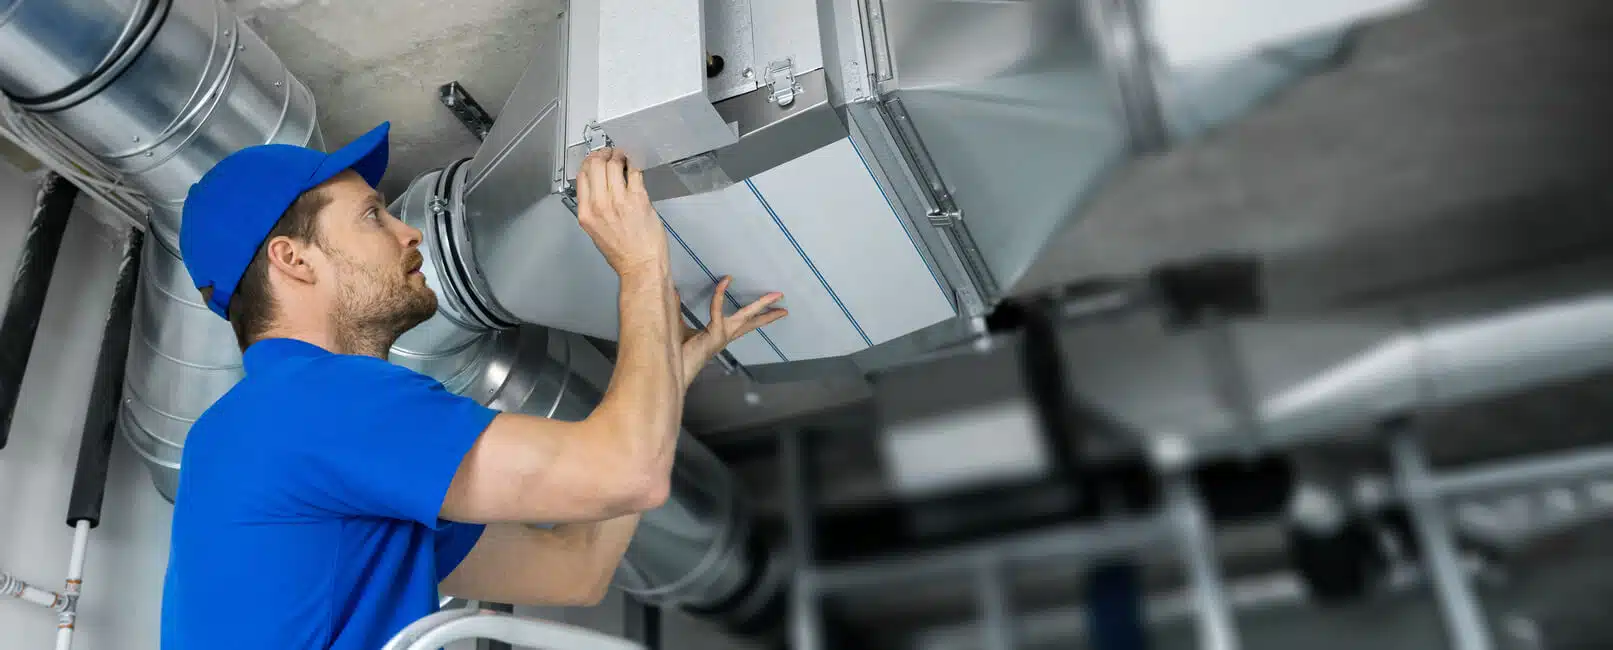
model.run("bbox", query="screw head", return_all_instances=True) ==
[1151,435,1191,471]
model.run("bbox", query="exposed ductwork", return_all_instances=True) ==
[0,0,781,626]
[3,0,328,501]
[405,0,1412,381]
[2,0,1463,639]
[1054,256,1613,462]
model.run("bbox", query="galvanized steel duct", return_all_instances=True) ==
[0,0,325,501]
[1058,257,1613,462]
[0,0,777,623]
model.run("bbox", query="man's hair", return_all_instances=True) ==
[200,189,330,350]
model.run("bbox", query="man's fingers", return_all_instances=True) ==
[628,165,646,198]
[732,308,788,338]
[707,276,733,323]
[729,291,784,324]
[582,150,611,211]
[604,149,628,199]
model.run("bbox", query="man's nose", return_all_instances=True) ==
[396,219,423,249]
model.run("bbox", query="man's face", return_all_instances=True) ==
[311,170,437,336]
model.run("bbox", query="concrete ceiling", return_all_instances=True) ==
[232,0,1613,444]
[231,0,565,200]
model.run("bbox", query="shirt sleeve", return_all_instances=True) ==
[434,522,487,581]
[272,356,499,526]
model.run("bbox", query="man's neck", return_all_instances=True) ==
[256,324,394,359]
[333,325,395,359]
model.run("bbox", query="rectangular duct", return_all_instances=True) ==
[456,0,1417,374]
[593,0,735,169]
[464,0,961,369]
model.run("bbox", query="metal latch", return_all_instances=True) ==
[583,121,613,152]
[764,58,801,107]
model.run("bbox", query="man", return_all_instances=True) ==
[159,122,786,649]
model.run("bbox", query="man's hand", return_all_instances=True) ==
[575,148,669,276]
[681,276,786,386]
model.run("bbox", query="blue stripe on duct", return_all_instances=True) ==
[746,140,956,347]
[661,216,786,363]
[744,179,874,348]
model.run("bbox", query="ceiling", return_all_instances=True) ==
[232,0,1613,441]
[230,0,566,200]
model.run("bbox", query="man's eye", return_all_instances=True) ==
[365,208,379,220]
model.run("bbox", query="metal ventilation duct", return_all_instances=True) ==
[0,0,780,623]
[413,0,1417,378]
[0,0,324,499]
[1056,257,1613,461]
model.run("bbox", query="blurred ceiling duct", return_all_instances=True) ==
[0,0,782,627]
[413,0,1418,379]
[1058,257,1613,462]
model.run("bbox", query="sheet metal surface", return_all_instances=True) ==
[655,138,955,365]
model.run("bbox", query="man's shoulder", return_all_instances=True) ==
[241,351,437,397]
[195,355,443,438]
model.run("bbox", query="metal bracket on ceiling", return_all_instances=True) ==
[764,58,802,107]
[437,81,495,141]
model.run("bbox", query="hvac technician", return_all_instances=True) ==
[158,122,787,649]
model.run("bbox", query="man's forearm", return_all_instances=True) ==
[549,513,643,573]
[441,515,645,606]
[594,263,684,483]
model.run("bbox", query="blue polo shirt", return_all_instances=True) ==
[161,338,498,650]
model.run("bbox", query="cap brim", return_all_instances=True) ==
[308,121,390,190]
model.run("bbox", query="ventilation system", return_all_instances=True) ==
[0,0,1425,637]
[416,0,1401,378]
[0,0,778,626]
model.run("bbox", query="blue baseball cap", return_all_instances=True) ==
[180,122,392,319]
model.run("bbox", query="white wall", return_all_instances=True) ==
[0,161,759,650]
[0,163,173,649]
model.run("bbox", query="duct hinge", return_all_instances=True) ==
[427,197,449,217]
[765,58,801,107]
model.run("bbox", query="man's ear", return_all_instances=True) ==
[263,235,319,286]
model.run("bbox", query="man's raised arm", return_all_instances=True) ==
[439,148,783,524]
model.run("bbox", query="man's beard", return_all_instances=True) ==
[330,251,438,356]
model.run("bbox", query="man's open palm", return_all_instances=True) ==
[681,276,786,385]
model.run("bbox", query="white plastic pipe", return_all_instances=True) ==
[2,571,64,610]
[55,520,91,650]
[383,609,645,650]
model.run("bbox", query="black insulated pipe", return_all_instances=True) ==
[1017,296,1086,487]
[67,230,142,528]
[0,173,79,450]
